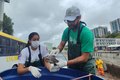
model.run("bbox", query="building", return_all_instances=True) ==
[94,38,120,50]
[92,26,108,38]
[110,18,120,33]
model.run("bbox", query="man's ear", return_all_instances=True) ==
[75,16,81,24]
[76,16,81,20]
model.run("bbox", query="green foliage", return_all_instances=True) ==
[64,47,68,50]
[116,34,120,38]
[106,32,120,38]
[2,13,14,35]
[0,21,2,30]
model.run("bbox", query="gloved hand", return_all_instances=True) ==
[49,64,60,72]
[28,66,41,78]
[57,60,67,68]
[50,48,60,56]
[44,55,59,64]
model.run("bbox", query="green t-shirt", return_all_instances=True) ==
[62,23,96,74]
[62,23,94,53]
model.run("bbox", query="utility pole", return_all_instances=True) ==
[0,0,10,31]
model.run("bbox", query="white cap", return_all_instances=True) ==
[64,6,81,22]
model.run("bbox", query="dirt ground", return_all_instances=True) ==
[97,72,120,80]
[62,52,120,80]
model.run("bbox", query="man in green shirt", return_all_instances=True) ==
[50,6,96,74]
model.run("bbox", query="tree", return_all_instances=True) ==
[106,32,120,38]
[0,21,2,31]
[2,13,14,35]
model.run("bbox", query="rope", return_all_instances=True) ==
[72,74,93,80]
[61,52,68,61]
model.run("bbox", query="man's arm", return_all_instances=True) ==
[67,53,89,66]
[56,41,90,67]
[49,41,66,55]
[58,41,66,52]
[57,41,89,66]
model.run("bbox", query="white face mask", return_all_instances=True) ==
[31,41,40,48]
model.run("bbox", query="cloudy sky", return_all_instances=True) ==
[4,0,120,46]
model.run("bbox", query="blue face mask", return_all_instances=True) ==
[31,41,40,48]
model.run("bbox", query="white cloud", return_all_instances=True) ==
[3,0,120,45]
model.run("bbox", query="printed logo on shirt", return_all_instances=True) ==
[70,36,77,44]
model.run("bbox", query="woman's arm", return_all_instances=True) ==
[44,58,52,71]
[17,63,41,78]
[43,58,59,72]
[17,64,29,74]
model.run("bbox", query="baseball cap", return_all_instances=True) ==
[64,6,81,22]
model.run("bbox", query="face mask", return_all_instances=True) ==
[31,41,40,48]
